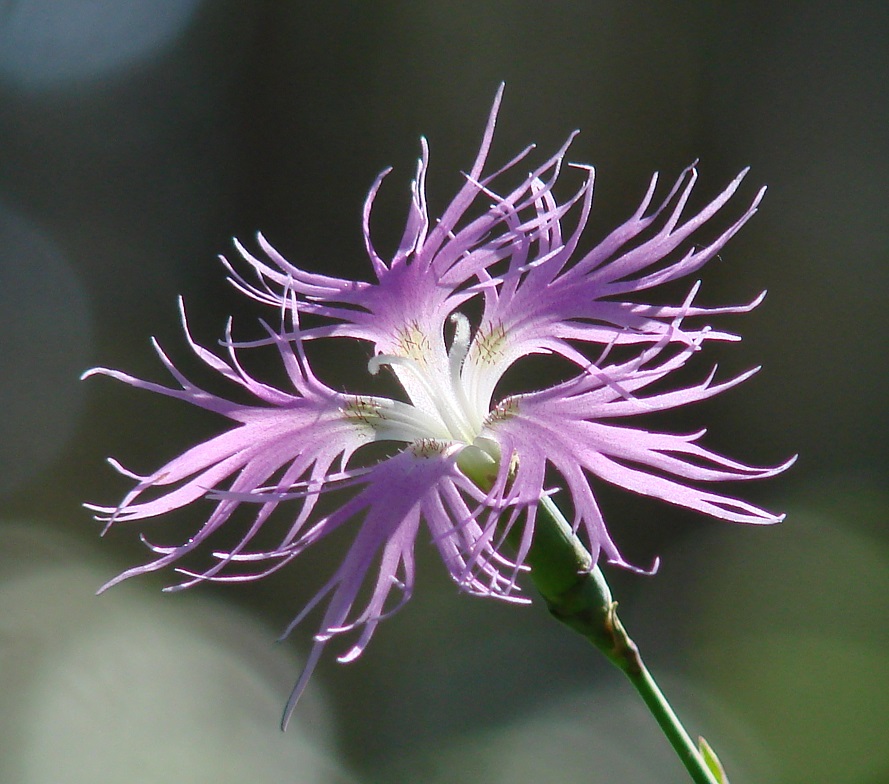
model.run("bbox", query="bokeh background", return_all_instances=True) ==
[1,2,886,783]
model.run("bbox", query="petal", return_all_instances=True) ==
[486,340,792,565]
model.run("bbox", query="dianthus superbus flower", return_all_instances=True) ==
[86,87,792,724]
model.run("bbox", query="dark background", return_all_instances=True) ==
[0,3,886,783]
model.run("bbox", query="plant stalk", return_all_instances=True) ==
[519,495,720,784]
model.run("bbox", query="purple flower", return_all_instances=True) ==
[86,87,792,723]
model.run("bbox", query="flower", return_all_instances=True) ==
[86,86,792,725]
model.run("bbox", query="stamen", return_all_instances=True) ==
[367,353,406,377]
[448,313,471,373]
[448,312,485,434]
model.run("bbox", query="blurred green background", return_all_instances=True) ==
[0,2,886,783]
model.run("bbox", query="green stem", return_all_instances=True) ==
[518,495,719,784]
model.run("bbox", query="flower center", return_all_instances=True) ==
[368,313,482,445]
[343,311,516,485]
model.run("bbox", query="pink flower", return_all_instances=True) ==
[86,87,792,725]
